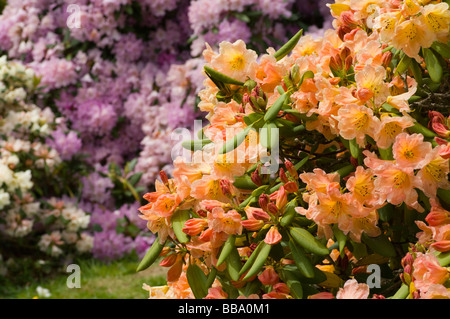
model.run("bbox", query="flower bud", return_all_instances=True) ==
[285,160,298,179]
[159,170,169,185]
[264,226,282,245]
[401,252,414,268]
[267,202,279,215]
[432,122,450,138]
[290,64,301,84]
[341,11,359,28]
[259,194,269,211]
[273,282,290,295]
[276,186,288,209]
[251,169,263,186]
[381,51,393,68]
[257,96,267,109]
[159,253,178,267]
[329,77,341,85]
[241,219,264,231]
[337,25,352,41]
[244,79,257,92]
[355,87,374,103]
[279,167,289,183]
[182,218,208,236]
[430,240,450,252]
[283,181,298,193]
[251,208,271,222]
[425,209,449,226]
[258,266,279,286]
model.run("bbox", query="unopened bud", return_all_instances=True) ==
[355,87,374,103]
[258,266,279,286]
[344,55,353,72]
[290,64,301,84]
[283,181,299,193]
[430,240,450,252]
[279,167,289,183]
[341,11,358,28]
[159,170,169,185]
[251,169,263,186]
[432,122,450,138]
[285,160,298,179]
[256,96,267,109]
[381,51,393,68]
[267,202,279,215]
[337,25,352,41]
[252,209,271,222]
[159,253,178,267]
[241,219,264,231]
[275,186,288,209]
[401,252,414,268]
[426,209,449,226]
[259,194,269,211]
[244,79,257,92]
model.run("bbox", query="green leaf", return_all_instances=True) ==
[288,240,315,279]
[242,242,272,280]
[127,172,143,186]
[136,238,165,272]
[332,224,347,256]
[273,29,303,61]
[219,124,254,154]
[390,284,409,299]
[290,227,329,256]
[217,235,236,267]
[431,41,450,59]
[423,48,443,83]
[233,175,258,190]
[348,138,361,159]
[281,269,303,299]
[181,139,212,151]
[204,65,244,86]
[264,93,287,122]
[280,199,298,228]
[186,264,209,299]
[361,233,397,257]
[259,121,278,149]
[172,210,190,244]
[335,164,355,178]
[239,241,264,276]
[409,59,423,85]
[226,246,242,281]
[395,54,411,76]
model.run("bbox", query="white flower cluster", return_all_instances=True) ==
[37,201,93,257]
[0,57,93,260]
[0,55,35,109]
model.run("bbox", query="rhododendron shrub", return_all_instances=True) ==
[137,0,450,299]
[0,0,327,263]
[0,57,93,281]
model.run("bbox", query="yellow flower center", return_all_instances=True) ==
[355,183,370,198]
[425,162,445,181]
[383,122,401,137]
[393,171,408,188]
[229,53,245,70]
[403,149,415,159]
[426,13,447,32]
[355,112,369,130]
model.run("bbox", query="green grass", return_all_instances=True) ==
[1,257,167,299]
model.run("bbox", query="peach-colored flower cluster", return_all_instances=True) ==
[139,0,450,299]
